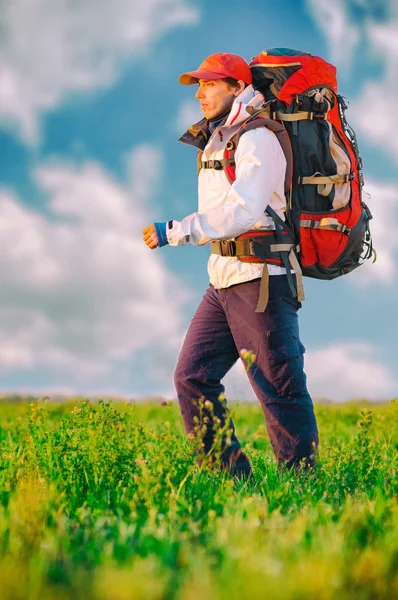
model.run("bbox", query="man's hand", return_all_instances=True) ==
[142,224,159,250]
[143,222,170,249]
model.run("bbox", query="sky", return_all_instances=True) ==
[0,0,397,402]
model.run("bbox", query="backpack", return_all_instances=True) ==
[203,48,375,311]
[249,47,375,278]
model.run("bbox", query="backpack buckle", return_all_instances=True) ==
[219,240,236,256]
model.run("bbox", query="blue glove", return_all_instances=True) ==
[154,222,169,247]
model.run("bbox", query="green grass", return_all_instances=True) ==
[0,397,397,599]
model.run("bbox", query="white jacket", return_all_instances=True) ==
[166,85,288,288]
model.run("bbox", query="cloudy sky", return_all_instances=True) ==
[0,0,397,402]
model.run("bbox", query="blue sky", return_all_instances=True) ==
[0,0,397,401]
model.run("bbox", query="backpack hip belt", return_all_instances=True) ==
[210,225,304,313]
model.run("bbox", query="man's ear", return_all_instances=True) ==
[234,80,246,96]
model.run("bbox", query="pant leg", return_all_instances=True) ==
[174,285,252,475]
[224,275,319,470]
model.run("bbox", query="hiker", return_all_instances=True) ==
[142,52,319,478]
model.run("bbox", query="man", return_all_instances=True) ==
[142,53,319,478]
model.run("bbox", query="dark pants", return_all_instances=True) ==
[174,275,319,476]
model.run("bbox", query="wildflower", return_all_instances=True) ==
[240,348,257,372]
[242,497,253,506]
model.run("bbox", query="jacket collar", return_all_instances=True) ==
[178,116,209,151]
[223,85,264,127]
[179,85,264,151]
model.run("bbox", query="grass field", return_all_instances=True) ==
[0,397,397,600]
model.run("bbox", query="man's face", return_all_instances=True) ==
[195,79,238,120]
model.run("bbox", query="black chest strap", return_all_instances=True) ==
[198,158,235,170]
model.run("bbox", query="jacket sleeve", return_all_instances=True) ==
[166,127,287,247]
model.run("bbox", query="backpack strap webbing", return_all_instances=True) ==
[300,218,351,235]
[197,150,203,176]
[266,205,305,302]
[271,111,328,121]
[299,172,354,197]
[257,262,269,312]
[265,204,301,301]
[198,158,235,170]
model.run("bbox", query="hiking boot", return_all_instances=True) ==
[223,449,252,479]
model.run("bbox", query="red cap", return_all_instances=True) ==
[179,53,252,86]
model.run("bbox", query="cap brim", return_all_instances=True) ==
[179,70,226,85]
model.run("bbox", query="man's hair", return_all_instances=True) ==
[223,77,249,90]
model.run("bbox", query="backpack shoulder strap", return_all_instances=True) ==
[197,149,203,176]
[224,117,293,194]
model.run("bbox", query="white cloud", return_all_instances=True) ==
[350,20,398,161]
[7,336,396,402]
[222,360,256,402]
[305,0,360,71]
[350,178,398,283]
[222,341,397,402]
[306,0,398,163]
[0,0,199,143]
[0,145,193,387]
[305,342,397,401]
[174,99,203,133]
[0,386,170,402]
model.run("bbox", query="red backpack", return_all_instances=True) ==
[248,47,375,278]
